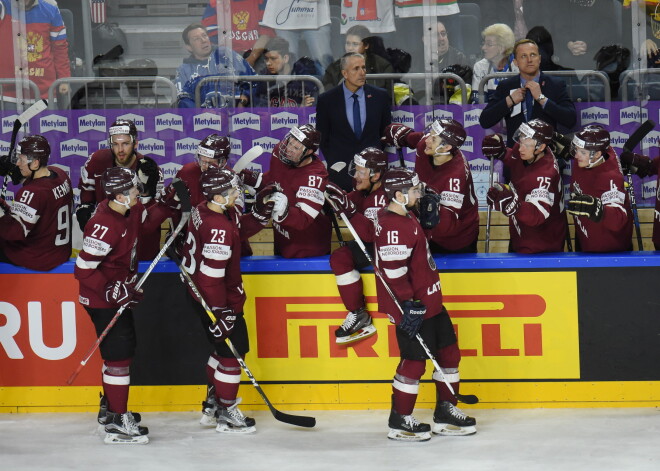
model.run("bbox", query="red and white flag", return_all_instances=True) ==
[90,0,106,24]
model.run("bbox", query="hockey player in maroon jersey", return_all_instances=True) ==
[180,167,280,434]
[382,119,479,253]
[484,119,568,253]
[0,135,73,271]
[75,167,155,444]
[374,168,476,442]
[567,125,633,252]
[324,147,389,344]
[239,124,332,258]
[620,142,660,249]
[75,119,166,260]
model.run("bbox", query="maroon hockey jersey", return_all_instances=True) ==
[570,148,632,252]
[373,208,443,324]
[412,138,479,251]
[75,201,145,308]
[261,151,332,258]
[504,144,567,253]
[0,167,73,271]
[181,202,247,313]
[345,185,389,240]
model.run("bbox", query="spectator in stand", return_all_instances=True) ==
[525,26,571,72]
[323,25,394,91]
[174,23,255,108]
[261,0,333,72]
[433,21,469,71]
[472,23,518,103]
[0,0,70,108]
[201,0,273,68]
[254,37,319,107]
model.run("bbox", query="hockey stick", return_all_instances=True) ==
[326,198,478,405]
[484,156,495,253]
[327,161,348,245]
[397,147,406,167]
[232,145,264,173]
[622,120,655,250]
[67,179,192,385]
[1,99,48,198]
[166,247,316,428]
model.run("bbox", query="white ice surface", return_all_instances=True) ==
[1,408,659,470]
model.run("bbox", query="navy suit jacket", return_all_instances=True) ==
[479,73,577,147]
[316,83,391,191]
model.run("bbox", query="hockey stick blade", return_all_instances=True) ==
[329,161,347,173]
[274,410,316,428]
[17,99,48,125]
[233,145,264,173]
[623,119,656,153]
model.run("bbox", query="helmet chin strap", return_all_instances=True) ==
[587,151,604,168]
[209,198,228,211]
[392,193,410,211]
[114,193,132,210]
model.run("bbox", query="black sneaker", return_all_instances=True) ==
[335,307,377,344]
[432,401,477,436]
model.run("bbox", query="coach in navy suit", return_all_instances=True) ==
[316,52,391,191]
[479,39,576,147]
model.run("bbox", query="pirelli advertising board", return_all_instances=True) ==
[1,256,660,409]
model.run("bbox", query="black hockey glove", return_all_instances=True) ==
[325,181,356,218]
[75,203,96,231]
[136,157,161,200]
[105,280,144,308]
[381,123,413,149]
[159,178,186,211]
[209,307,236,342]
[619,150,655,178]
[551,132,573,162]
[0,154,23,184]
[481,134,506,160]
[251,183,278,224]
[419,193,442,229]
[567,193,603,222]
[487,184,520,216]
[399,300,426,338]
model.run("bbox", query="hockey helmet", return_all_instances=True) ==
[16,135,50,167]
[513,119,553,147]
[197,133,230,167]
[200,167,241,201]
[571,125,610,154]
[349,147,389,179]
[108,119,138,145]
[277,124,321,167]
[429,118,466,148]
[102,167,142,199]
[383,168,421,201]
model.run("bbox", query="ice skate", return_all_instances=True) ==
[97,393,141,426]
[335,308,376,345]
[432,401,476,436]
[387,408,431,442]
[200,385,218,426]
[215,397,256,434]
[104,411,149,444]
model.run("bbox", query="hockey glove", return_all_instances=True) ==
[381,123,413,149]
[567,193,603,222]
[487,184,520,217]
[325,181,357,218]
[619,150,654,178]
[251,183,278,224]
[551,132,573,161]
[159,179,185,211]
[0,155,23,184]
[399,300,426,338]
[136,157,161,201]
[271,191,289,223]
[75,203,96,231]
[481,134,506,160]
[419,193,442,229]
[238,169,262,190]
[209,307,236,342]
[105,280,144,308]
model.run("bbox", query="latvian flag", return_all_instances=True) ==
[90,0,106,24]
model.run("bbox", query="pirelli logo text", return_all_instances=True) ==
[243,272,580,381]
